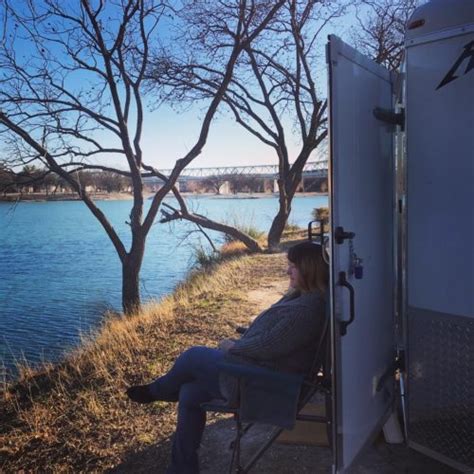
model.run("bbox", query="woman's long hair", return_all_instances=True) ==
[287,242,329,293]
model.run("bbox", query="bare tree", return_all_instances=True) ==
[150,0,345,249]
[354,0,419,71]
[0,161,17,193]
[201,174,228,195]
[0,0,284,312]
[227,174,261,193]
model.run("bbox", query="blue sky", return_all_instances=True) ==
[140,104,320,170]
[137,9,357,171]
[1,1,393,172]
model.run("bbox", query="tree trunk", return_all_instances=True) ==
[267,204,290,250]
[122,242,145,314]
[268,169,304,249]
[268,176,296,250]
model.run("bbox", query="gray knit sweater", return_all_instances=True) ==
[220,289,326,401]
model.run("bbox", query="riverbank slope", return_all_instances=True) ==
[0,247,290,471]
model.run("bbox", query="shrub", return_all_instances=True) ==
[192,244,221,268]
[312,207,329,223]
[283,220,301,233]
[223,213,265,245]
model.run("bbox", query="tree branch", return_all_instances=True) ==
[0,110,127,261]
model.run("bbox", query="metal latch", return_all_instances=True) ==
[373,107,405,130]
[334,226,355,245]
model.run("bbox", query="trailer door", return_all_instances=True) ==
[327,35,395,472]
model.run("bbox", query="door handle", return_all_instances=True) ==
[339,271,355,336]
[334,226,355,244]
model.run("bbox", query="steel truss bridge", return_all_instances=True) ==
[146,160,328,182]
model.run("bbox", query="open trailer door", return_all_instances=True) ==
[327,35,396,472]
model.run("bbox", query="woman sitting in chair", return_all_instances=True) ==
[126,241,328,474]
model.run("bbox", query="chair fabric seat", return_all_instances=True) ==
[203,362,305,429]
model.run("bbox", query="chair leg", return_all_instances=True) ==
[398,370,408,441]
[242,427,283,473]
[229,415,244,473]
[230,423,254,450]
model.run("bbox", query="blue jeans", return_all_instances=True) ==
[149,346,224,474]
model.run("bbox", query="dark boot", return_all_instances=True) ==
[126,384,157,404]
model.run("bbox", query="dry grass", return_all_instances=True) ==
[281,226,308,242]
[220,240,249,257]
[0,251,289,472]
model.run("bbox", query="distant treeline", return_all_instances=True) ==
[0,164,328,195]
[0,165,131,194]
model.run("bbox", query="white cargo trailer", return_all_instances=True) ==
[326,0,473,472]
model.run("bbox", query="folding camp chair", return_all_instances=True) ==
[202,312,331,473]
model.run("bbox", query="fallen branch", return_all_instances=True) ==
[160,202,218,253]
[159,199,263,253]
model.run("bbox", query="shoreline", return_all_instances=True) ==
[0,191,328,203]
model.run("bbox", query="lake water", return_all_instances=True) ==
[0,194,328,378]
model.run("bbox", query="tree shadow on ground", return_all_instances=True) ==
[201,417,333,474]
[107,436,172,473]
[109,413,458,474]
[108,415,334,474]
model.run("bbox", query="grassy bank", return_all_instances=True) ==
[0,248,292,472]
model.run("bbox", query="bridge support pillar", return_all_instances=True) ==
[218,181,231,195]
[273,179,279,193]
[298,178,305,192]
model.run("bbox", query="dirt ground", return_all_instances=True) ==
[110,276,457,474]
[246,279,289,314]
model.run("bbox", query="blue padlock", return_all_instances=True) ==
[354,257,364,279]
